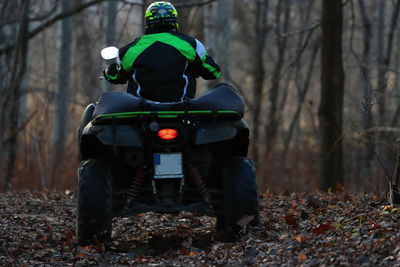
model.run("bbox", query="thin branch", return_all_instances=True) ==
[0,1,58,28]
[275,21,320,39]
[121,0,219,8]
[0,0,107,55]
[262,23,318,98]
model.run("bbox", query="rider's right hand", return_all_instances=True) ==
[103,63,120,82]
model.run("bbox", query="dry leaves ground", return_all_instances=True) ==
[1,190,400,266]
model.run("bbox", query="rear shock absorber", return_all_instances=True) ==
[188,165,210,202]
[127,167,147,200]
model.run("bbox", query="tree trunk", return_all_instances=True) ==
[1,0,30,191]
[265,0,290,156]
[376,0,386,125]
[52,0,72,186]
[318,0,345,191]
[358,0,374,184]
[202,1,217,90]
[390,140,400,205]
[103,0,118,92]
[74,0,98,102]
[250,0,268,169]
[384,1,400,131]
[214,0,232,81]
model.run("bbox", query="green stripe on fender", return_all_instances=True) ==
[93,110,239,124]
[96,110,237,117]
[97,111,152,118]
[158,115,178,118]
[122,33,196,72]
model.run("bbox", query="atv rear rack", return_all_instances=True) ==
[92,110,241,125]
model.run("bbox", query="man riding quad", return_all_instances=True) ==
[103,1,221,102]
[77,1,259,245]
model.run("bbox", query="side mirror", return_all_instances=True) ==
[101,46,119,60]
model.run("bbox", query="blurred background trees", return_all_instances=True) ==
[1,0,400,193]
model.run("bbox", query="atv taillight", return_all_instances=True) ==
[157,128,179,140]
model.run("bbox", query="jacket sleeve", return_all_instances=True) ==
[104,43,134,84]
[190,39,221,80]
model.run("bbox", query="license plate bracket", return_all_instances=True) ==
[154,153,183,179]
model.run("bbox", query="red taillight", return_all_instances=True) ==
[157,128,179,140]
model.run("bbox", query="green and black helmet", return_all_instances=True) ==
[145,1,179,30]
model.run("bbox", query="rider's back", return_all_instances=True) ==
[103,2,221,103]
[119,30,218,102]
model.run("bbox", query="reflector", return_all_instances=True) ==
[157,129,178,140]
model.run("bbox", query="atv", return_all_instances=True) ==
[76,48,258,245]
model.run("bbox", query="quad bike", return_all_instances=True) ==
[76,47,259,245]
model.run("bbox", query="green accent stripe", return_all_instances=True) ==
[203,62,221,78]
[93,110,239,124]
[106,72,121,80]
[102,111,151,117]
[96,110,237,117]
[122,33,196,72]
[188,110,211,114]
[201,55,221,78]
[158,115,178,118]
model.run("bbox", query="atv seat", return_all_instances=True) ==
[92,84,245,119]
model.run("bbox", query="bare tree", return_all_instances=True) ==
[103,0,118,92]
[318,0,345,191]
[250,0,269,169]
[357,0,375,182]
[0,0,30,191]
[52,0,72,186]
[264,0,291,156]
[376,0,386,125]
[214,0,232,81]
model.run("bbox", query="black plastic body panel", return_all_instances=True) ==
[195,122,238,145]
[82,123,143,148]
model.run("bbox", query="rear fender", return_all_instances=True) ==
[194,120,248,145]
[78,104,96,161]
[82,123,143,148]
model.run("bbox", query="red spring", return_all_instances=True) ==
[188,166,210,201]
[128,168,147,200]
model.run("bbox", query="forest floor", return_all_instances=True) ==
[1,190,400,266]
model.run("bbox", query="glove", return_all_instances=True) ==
[103,63,120,82]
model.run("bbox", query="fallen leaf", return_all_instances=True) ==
[294,235,303,242]
[298,254,307,262]
[181,247,202,256]
[382,205,392,211]
[311,223,332,235]
[74,253,87,259]
[284,214,299,228]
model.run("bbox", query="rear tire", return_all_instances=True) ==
[77,159,112,246]
[218,156,259,241]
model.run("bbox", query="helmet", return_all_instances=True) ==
[145,1,179,30]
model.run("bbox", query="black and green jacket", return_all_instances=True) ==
[105,29,221,102]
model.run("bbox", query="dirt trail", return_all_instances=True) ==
[1,191,399,266]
